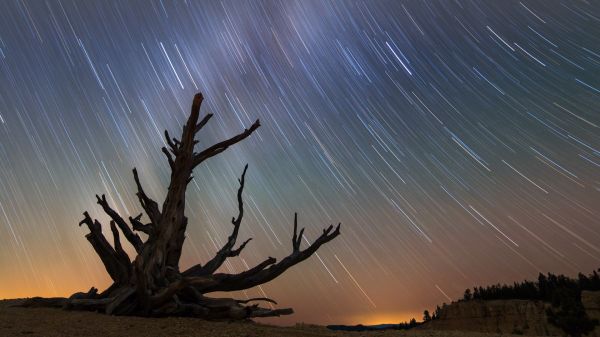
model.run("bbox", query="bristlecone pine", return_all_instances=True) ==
[20,93,340,319]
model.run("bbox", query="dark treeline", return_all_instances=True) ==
[327,319,419,332]
[397,318,420,329]
[459,269,600,337]
[462,270,600,302]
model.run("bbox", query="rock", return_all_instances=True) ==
[420,291,600,336]
[419,299,563,336]
[581,291,600,337]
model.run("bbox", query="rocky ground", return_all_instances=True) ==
[0,299,546,337]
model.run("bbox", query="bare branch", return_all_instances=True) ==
[292,213,305,252]
[189,93,203,125]
[129,213,153,235]
[236,297,277,305]
[207,256,276,285]
[132,168,161,225]
[246,307,294,318]
[109,221,132,269]
[78,211,99,232]
[179,93,203,149]
[194,113,213,134]
[192,120,260,167]
[183,165,250,277]
[96,194,143,253]
[161,147,174,169]
[79,212,129,284]
[229,238,252,257]
[204,218,340,292]
[164,130,179,154]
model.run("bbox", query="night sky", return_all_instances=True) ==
[0,0,599,325]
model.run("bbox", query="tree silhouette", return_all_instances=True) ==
[463,288,472,301]
[423,310,431,322]
[21,93,341,319]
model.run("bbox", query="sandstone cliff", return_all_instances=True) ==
[419,291,600,336]
[582,291,600,337]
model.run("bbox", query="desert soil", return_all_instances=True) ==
[0,299,541,337]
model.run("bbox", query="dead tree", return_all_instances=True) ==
[20,93,340,319]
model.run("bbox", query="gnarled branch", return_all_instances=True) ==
[236,297,277,305]
[109,221,132,269]
[230,238,252,257]
[132,168,161,225]
[161,147,175,169]
[96,194,143,253]
[179,93,203,150]
[164,130,180,155]
[194,113,213,134]
[192,120,260,168]
[78,212,129,284]
[246,306,294,318]
[129,213,153,235]
[183,164,250,277]
[204,215,340,292]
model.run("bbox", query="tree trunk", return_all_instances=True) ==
[19,93,340,320]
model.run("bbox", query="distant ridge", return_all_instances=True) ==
[327,323,415,331]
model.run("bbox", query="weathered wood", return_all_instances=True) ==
[203,216,340,293]
[79,212,129,284]
[105,287,136,315]
[96,194,143,253]
[132,168,161,226]
[182,164,250,277]
[24,92,340,320]
[192,120,260,167]
[129,213,153,235]
[16,297,67,308]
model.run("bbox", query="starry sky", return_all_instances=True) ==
[0,0,599,325]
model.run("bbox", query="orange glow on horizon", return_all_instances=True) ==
[352,311,422,325]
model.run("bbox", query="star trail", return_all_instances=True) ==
[0,0,599,325]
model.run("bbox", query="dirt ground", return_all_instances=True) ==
[0,299,542,337]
